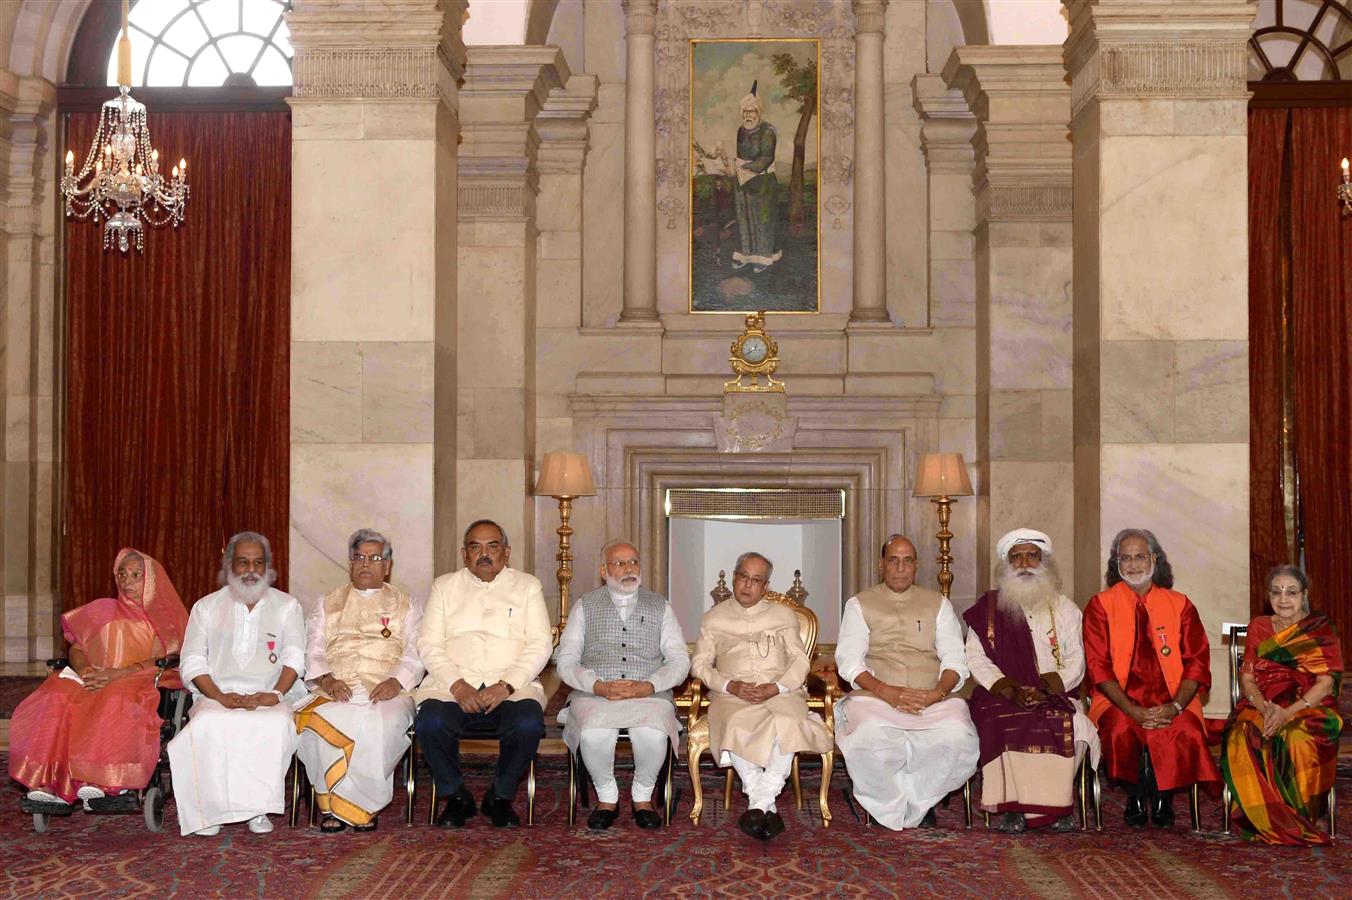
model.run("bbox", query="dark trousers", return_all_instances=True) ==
[416,698,545,800]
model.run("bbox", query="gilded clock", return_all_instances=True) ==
[725,311,784,393]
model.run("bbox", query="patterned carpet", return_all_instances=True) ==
[2,754,1349,899]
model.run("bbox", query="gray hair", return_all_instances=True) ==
[218,531,276,587]
[348,528,393,560]
[599,539,639,569]
[880,533,917,558]
[734,551,774,581]
[1266,564,1311,616]
[1104,528,1174,590]
[462,519,509,548]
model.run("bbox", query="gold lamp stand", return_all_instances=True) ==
[534,452,597,639]
[913,453,974,599]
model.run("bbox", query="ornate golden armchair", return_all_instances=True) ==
[683,571,837,826]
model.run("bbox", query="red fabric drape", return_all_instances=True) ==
[64,110,290,612]
[1249,105,1352,661]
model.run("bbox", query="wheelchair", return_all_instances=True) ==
[19,654,191,833]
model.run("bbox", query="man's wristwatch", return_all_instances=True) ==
[495,680,511,692]
[270,690,284,700]
[1171,700,1183,714]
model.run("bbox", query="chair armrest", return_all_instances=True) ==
[46,657,70,672]
[821,677,836,733]
[686,677,704,729]
[155,654,180,670]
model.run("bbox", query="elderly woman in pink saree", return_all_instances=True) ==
[9,548,188,807]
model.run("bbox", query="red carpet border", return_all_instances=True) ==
[2,755,1350,899]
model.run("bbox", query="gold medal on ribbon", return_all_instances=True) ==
[380,614,392,639]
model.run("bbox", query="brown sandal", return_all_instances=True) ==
[319,815,348,834]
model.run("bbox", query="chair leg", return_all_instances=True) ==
[405,742,416,827]
[428,784,438,827]
[1329,782,1337,840]
[723,768,734,812]
[964,775,974,829]
[1222,783,1232,835]
[288,759,300,828]
[663,744,675,826]
[688,743,705,825]
[818,751,833,828]
[309,786,318,827]
[792,755,803,811]
[568,751,577,827]
[1092,767,1102,832]
[527,758,536,826]
[1190,783,1201,833]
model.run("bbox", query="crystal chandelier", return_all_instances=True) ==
[1340,158,1351,217]
[60,0,188,253]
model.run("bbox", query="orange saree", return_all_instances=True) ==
[8,549,188,802]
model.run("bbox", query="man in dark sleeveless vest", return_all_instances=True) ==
[554,540,690,830]
[834,534,979,829]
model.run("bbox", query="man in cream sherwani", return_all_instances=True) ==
[415,520,551,828]
[295,528,424,833]
[690,551,831,841]
[834,534,979,830]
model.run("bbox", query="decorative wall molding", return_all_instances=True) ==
[292,46,445,100]
[1069,41,1250,115]
[978,182,1073,222]
[458,182,535,220]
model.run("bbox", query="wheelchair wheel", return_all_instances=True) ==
[32,813,50,834]
[143,787,165,832]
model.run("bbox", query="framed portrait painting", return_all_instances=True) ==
[690,38,820,314]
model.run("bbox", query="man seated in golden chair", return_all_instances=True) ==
[690,552,832,840]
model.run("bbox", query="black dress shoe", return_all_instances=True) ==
[1049,814,1077,833]
[587,807,619,831]
[918,807,938,828]
[633,808,663,830]
[761,811,786,840]
[738,808,767,840]
[435,786,477,828]
[1151,791,1175,828]
[1123,794,1148,828]
[996,812,1026,834]
[481,789,521,828]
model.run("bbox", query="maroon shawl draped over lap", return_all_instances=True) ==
[962,590,1077,768]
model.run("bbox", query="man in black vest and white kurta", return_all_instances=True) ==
[554,540,690,830]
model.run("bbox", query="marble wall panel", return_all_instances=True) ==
[987,245,1073,391]
[291,341,362,444]
[582,120,624,327]
[1173,340,1248,443]
[292,140,437,342]
[4,462,30,596]
[1100,340,1175,443]
[362,342,434,442]
[537,172,582,233]
[469,388,528,459]
[1099,442,1249,715]
[537,258,583,328]
[1099,135,1248,341]
[885,82,928,328]
[456,458,529,562]
[847,329,977,394]
[458,246,529,388]
[290,442,435,607]
[988,459,1075,595]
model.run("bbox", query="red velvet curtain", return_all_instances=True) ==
[1249,105,1352,658]
[64,110,290,612]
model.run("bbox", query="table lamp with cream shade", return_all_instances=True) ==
[533,451,597,640]
[912,452,975,599]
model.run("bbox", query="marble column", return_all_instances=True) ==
[1065,0,1254,710]
[286,0,466,605]
[912,73,979,601]
[850,0,890,325]
[0,72,59,660]
[943,47,1075,592]
[456,46,567,565]
[620,0,659,325]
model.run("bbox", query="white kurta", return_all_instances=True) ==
[963,594,1101,812]
[553,590,689,753]
[833,594,979,830]
[295,586,425,824]
[169,587,306,835]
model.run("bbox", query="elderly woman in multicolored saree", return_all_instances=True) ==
[1221,564,1343,846]
[9,548,188,808]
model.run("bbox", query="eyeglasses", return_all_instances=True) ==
[350,554,389,565]
[116,571,144,581]
[606,558,640,570]
[1267,587,1304,598]
[733,571,768,588]
[1115,553,1153,565]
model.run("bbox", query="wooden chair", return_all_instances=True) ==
[1221,623,1336,839]
[685,577,836,826]
[567,732,676,826]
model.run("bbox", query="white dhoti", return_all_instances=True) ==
[835,695,979,830]
[560,696,680,805]
[295,692,414,825]
[167,698,297,835]
[979,707,1100,815]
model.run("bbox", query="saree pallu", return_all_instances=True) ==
[1221,614,1343,846]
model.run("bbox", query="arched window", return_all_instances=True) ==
[104,0,293,88]
[1250,0,1352,81]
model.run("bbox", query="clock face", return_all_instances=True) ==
[740,335,769,365]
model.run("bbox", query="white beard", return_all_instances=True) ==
[1122,564,1155,588]
[996,563,1060,612]
[227,571,270,606]
[604,571,641,600]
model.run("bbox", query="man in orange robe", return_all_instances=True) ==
[1083,528,1220,828]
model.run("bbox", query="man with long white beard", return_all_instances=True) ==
[1084,528,1220,828]
[834,535,978,830]
[553,540,689,830]
[962,529,1099,833]
[296,529,424,833]
[169,532,306,836]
